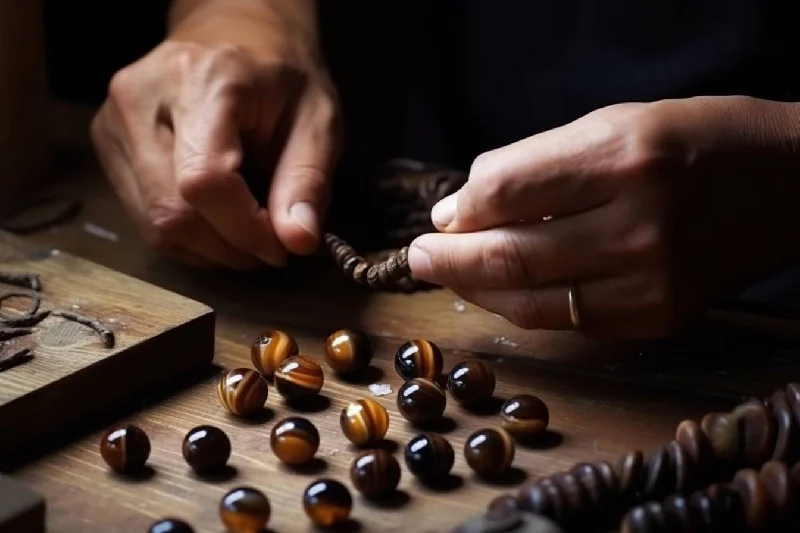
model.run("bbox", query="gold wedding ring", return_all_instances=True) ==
[568,284,582,330]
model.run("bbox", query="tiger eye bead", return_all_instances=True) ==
[325,328,373,375]
[303,479,353,528]
[340,399,390,447]
[219,487,271,533]
[404,432,455,481]
[500,394,550,439]
[250,330,298,379]
[395,339,443,381]
[464,428,515,477]
[270,417,320,465]
[350,449,401,499]
[182,425,231,473]
[274,356,324,401]
[148,518,195,533]
[397,378,446,425]
[217,368,269,417]
[447,360,496,407]
[100,424,151,474]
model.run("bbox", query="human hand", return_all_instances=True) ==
[91,38,341,269]
[408,97,800,337]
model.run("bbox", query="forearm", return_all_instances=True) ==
[167,0,321,63]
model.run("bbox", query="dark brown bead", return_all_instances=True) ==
[404,432,455,481]
[616,450,644,504]
[676,419,713,484]
[569,463,610,516]
[394,339,443,381]
[270,417,320,465]
[500,394,549,439]
[217,368,269,417]
[447,360,495,408]
[487,494,518,514]
[274,356,324,401]
[302,479,353,528]
[147,518,194,533]
[642,446,674,501]
[666,440,694,496]
[340,398,389,447]
[731,400,776,468]
[464,428,515,477]
[219,487,271,533]
[100,424,151,474]
[324,329,373,375]
[730,468,769,530]
[182,425,231,473]
[759,461,792,525]
[350,449,401,499]
[701,412,741,472]
[250,330,298,380]
[396,378,446,425]
[769,390,800,464]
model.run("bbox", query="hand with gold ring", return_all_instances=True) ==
[407,97,800,338]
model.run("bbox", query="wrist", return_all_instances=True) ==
[167,0,323,68]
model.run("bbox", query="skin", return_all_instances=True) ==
[91,0,341,269]
[408,97,800,337]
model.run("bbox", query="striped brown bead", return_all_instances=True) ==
[350,449,401,499]
[446,360,496,408]
[340,399,389,447]
[395,339,443,381]
[500,394,549,440]
[217,368,269,417]
[464,428,515,477]
[270,417,320,465]
[100,424,151,474]
[397,378,446,425]
[274,356,324,401]
[250,330,299,380]
[324,329,373,375]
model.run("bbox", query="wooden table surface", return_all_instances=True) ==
[5,104,800,533]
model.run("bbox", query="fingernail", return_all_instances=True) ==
[289,201,319,238]
[431,194,457,228]
[408,243,432,276]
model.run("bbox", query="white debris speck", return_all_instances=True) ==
[453,299,466,312]
[368,383,392,397]
[70,304,81,310]
[50,249,60,256]
[493,336,519,348]
[107,318,117,324]
[325,449,341,457]
[83,222,119,242]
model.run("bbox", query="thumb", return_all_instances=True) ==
[268,90,342,255]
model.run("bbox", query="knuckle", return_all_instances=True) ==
[107,66,138,104]
[146,198,194,244]
[176,150,241,200]
[507,291,542,329]
[470,151,512,206]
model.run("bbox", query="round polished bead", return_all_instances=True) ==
[219,487,271,533]
[147,518,195,533]
[395,339,443,381]
[404,432,455,481]
[274,355,324,400]
[500,394,550,439]
[250,330,298,380]
[464,428,515,477]
[350,449,401,499]
[270,417,320,465]
[446,360,496,407]
[217,368,269,417]
[182,425,231,473]
[100,424,151,474]
[324,328,373,375]
[396,378,446,425]
[303,479,353,528]
[340,399,390,447]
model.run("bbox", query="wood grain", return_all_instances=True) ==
[5,102,800,532]
[0,231,215,463]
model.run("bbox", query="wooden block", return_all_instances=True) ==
[0,231,214,462]
[0,475,44,533]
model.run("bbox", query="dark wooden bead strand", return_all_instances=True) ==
[621,460,800,532]
[497,382,800,532]
[324,160,467,291]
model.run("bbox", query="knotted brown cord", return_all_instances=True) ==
[324,159,467,291]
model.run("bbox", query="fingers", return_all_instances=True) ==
[268,87,342,255]
[454,274,673,337]
[171,65,289,266]
[410,206,630,289]
[432,118,625,233]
